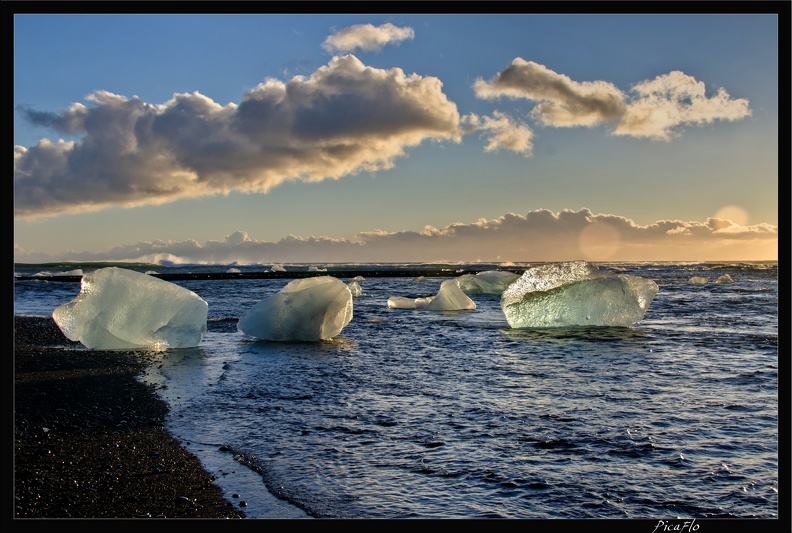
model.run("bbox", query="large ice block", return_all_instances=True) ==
[238,276,353,341]
[456,270,520,295]
[52,267,208,350]
[424,279,477,311]
[500,261,658,328]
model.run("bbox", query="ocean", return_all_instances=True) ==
[13,261,779,519]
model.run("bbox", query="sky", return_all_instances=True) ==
[13,10,780,265]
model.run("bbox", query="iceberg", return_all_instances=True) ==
[714,274,735,284]
[500,261,658,328]
[456,270,520,295]
[425,279,477,311]
[688,276,708,284]
[52,267,208,350]
[238,276,353,341]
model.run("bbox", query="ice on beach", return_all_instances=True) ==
[500,260,659,328]
[456,270,521,295]
[51,267,208,350]
[425,279,477,311]
[714,274,735,284]
[238,276,353,341]
[688,276,708,284]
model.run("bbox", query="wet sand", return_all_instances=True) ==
[13,315,248,520]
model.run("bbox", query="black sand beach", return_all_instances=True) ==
[13,315,247,520]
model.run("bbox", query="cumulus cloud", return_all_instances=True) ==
[462,111,534,156]
[474,58,751,140]
[322,23,415,53]
[15,209,777,264]
[14,55,461,219]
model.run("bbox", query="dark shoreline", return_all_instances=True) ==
[13,315,248,520]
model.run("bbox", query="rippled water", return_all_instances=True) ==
[14,262,778,519]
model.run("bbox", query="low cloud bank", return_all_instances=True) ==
[14,209,777,264]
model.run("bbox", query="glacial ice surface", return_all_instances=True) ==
[456,270,521,295]
[238,276,353,341]
[500,260,659,328]
[52,267,208,350]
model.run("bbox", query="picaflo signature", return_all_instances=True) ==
[652,519,699,533]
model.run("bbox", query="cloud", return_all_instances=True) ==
[462,111,534,156]
[14,55,461,219]
[474,59,751,140]
[322,23,415,53]
[15,209,777,264]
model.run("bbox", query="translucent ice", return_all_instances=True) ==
[387,279,474,312]
[348,280,363,297]
[52,267,208,350]
[714,274,735,284]
[456,270,520,295]
[387,296,434,309]
[688,276,708,284]
[425,279,477,311]
[500,261,658,328]
[238,276,353,341]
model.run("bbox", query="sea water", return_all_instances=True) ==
[13,262,779,519]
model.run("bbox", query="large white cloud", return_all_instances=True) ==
[474,59,751,140]
[14,55,461,219]
[14,209,777,264]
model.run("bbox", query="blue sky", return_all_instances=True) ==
[13,11,780,264]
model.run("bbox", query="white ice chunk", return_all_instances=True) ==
[238,276,353,341]
[271,264,286,272]
[388,296,420,309]
[688,276,708,284]
[457,270,520,295]
[386,296,435,309]
[424,279,477,311]
[52,267,208,350]
[714,274,735,284]
[500,260,658,328]
[348,280,363,297]
[415,297,433,309]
